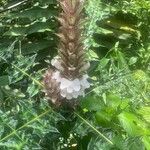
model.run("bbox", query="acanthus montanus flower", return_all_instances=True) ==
[43,0,90,106]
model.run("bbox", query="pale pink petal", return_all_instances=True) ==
[72,91,79,98]
[73,84,81,91]
[67,87,73,93]
[60,78,71,89]
[80,78,90,88]
[72,79,81,91]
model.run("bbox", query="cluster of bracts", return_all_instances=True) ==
[43,0,90,107]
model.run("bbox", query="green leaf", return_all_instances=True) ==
[8,6,56,20]
[81,95,104,111]
[88,50,99,60]
[106,94,121,109]
[22,40,52,55]
[87,136,113,150]
[97,58,110,70]
[95,111,112,127]
[112,135,126,150]
[132,70,147,81]
[118,112,147,136]
[142,136,150,150]
[0,76,10,86]
[0,89,3,100]
[27,83,39,97]
[106,94,129,111]
[126,137,145,150]
[4,21,53,36]
[129,57,138,65]
[138,107,150,123]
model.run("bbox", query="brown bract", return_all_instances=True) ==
[43,69,62,106]
[57,0,88,80]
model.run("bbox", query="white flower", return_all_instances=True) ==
[67,86,73,93]
[60,78,81,92]
[78,89,85,97]
[80,77,90,89]
[60,78,72,90]
[72,79,81,91]
[53,71,90,100]
[52,71,61,82]
[72,91,79,98]
[60,89,72,100]
[51,56,64,71]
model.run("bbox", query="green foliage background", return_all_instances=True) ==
[0,0,150,149]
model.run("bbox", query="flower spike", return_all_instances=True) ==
[43,0,90,107]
